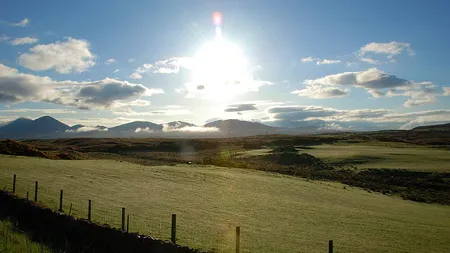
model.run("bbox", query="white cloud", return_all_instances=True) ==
[105,58,116,65]
[0,108,77,114]
[358,41,414,64]
[162,124,219,133]
[130,57,192,78]
[301,57,317,63]
[114,69,120,73]
[267,105,450,130]
[66,126,108,133]
[128,58,136,63]
[299,68,445,106]
[0,63,163,110]
[292,84,349,98]
[317,59,341,65]
[18,37,96,73]
[135,127,154,133]
[443,87,450,96]
[10,37,38,45]
[12,18,30,27]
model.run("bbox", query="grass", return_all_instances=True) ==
[239,142,450,172]
[0,219,54,253]
[0,155,449,253]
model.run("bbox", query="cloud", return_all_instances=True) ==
[317,59,341,65]
[66,126,108,133]
[292,85,349,98]
[225,104,258,112]
[10,37,38,45]
[301,57,341,65]
[266,105,450,130]
[0,108,77,114]
[77,78,163,107]
[105,58,116,65]
[134,127,154,133]
[162,123,219,133]
[114,69,120,73]
[443,87,450,96]
[18,37,96,73]
[300,68,446,106]
[358,41,414,64]
[128,58,136,63]
[11,18,30,27]
[0,63,164,109]
[301,57,317,63]
[130,57,192,79]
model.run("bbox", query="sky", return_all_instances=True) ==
[0,0,450,131]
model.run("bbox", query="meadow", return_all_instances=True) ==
[1,219,53,253]
[1,155,449,253]
[239,141,450,172]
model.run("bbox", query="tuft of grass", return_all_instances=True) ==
[0,155,449,253]
[0,219,54,253]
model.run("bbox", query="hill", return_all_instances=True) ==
[109,121,162,132]
[412,123,450,131]
[0,116,69,138]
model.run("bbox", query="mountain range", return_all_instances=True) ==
[0,116,278,139]
[0,116,448,139]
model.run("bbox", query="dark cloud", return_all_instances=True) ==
[225,104,258,112]
[197,85,205,90]
[268,106,337,120]
[77,79,149,106]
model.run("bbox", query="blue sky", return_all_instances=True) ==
[0,0,449,130]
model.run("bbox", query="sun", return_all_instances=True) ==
[190,39,250,100]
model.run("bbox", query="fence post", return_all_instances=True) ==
[328,240,333,253]
[171,214,176,244]
[127,215,130,232]
[236,226,240,253]
[121,207,126,232]
[59,190,63,212]
[26,191,29,201]
[88,200,92,222]
[12,174,16,193]
[34,181,38,201]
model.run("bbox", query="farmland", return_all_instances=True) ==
[1,155,449,253]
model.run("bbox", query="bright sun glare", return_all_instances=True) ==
[191,38,250,100]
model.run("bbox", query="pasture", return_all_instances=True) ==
[0,155,449,253]
[1,219,53,253]
[240,141,450,172]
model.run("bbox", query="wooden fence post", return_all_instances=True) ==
[121,207,126,232]
[126,215,130,232]
[236,226,240,253]
[34,181,38,201]
[59,190,63,212]
[329,240,333,253]
[88,200,92,222]
[26,191,29,201]
[12,174,16,193]
[171,214,176,244]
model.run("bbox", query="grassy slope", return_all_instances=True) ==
[240,142,450,172]
[0,155,449,253]
[0,219,54,253]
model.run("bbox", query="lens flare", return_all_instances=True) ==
[212,12,222,26]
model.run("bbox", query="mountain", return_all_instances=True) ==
[412,123,450,131]
[0,116,69,138]
[166,121,196,129]
[205,119,275,136]
[109,121,162,132]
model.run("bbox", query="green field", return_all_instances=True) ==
[239,142,450,172]
[0,155,449,253]
[1,219,53,253]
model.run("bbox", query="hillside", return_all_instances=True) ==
[412,123,450,131]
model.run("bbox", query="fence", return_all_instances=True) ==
[4,174,335,253]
